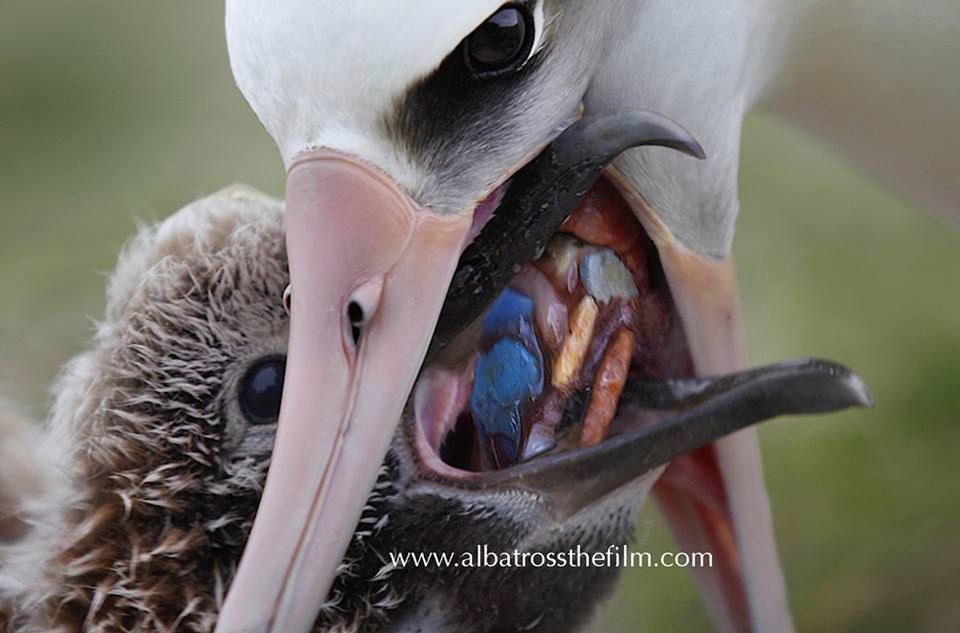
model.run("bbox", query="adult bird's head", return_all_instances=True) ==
[221,2,870,632]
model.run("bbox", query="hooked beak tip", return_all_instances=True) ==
[786,357,874,411]
[842,365,874,408]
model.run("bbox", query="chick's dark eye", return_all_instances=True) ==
[464,4,534,78]
[239,356,286,425]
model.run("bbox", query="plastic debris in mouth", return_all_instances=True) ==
[462,235,647,469]
[580,327,635,447]
[552,295,599,393]
[469,289,545,468]
[426,178,689,474]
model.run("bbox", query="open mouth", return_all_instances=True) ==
[408,111,870,498]
[403,116,872,630]
[415,174,693,475]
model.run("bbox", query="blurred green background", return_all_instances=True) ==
[1,3,957,632]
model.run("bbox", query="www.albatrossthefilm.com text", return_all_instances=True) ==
[388,545,714,570]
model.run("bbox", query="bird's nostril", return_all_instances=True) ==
[346,276,384,347]
[348,301,364,346]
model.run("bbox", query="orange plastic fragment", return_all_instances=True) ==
[580,327,635,448]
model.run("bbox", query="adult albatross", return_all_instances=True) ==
[217,1,958,632]
[0,187,869,632]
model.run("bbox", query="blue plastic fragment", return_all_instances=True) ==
[470,288,544,466]
[481,287,536,340]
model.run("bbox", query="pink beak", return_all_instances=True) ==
[216,150,470,633]
[632,194,795,632]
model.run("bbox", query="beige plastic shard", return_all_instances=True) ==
[551,295,599,392]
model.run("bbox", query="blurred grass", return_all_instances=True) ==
[2,3,957,632]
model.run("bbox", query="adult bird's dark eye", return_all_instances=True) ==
[239,356,286,425]
[464,4,534,79]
